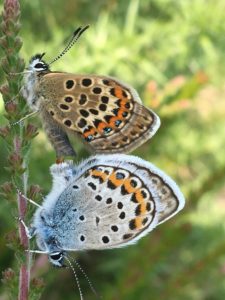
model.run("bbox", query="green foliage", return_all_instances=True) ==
[0,0,225,299]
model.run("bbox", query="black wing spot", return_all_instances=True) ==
[79,215,85,221]
[80,235,85,242]
[121,185,129,195]
[113,108,119,116]
[101,96,109,104]
[106,198,113,204]
[107,180,116,190]
[88,182,97,190]
[129,219,136,230]
[142,217,148,226]
[146,202,151,211]
[66,80,74,89]
[131,193,138,203]
[79,94,87,105]
[93,119,102,128]
[64,119,72,127]
[102,79,110,85]
[99,104,107,111]
[141,189,148,198]
[92,175,104,184]
[64,96,73,103]
[93,87,102,94]
[122,90,128,98]
[80,109,89,118]
[123,234,133,240]
[96,216,100,225]
[119,212,126,219]
[95,195,102,201]
[117,202,123,209]
[111,225,118,232]
[60,104,70,110]
[130,179,138,188]
[102,236,110,243]
[135,204,141,216]
[89,109,99,115]
[82,78,92,87]
[78,118,87,128]
[73,185,79,189]
[104,115,112,123]
[110,88,116,96]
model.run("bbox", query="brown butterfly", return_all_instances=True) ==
[22,26,160,158]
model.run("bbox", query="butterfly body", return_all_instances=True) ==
[22,55,160,157]
[30,154,185,266]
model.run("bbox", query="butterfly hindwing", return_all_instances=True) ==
[39,73,160,153]
[49,155,184,251]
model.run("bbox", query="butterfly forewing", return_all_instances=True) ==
[51,155,184,251]
[39,73,160,153]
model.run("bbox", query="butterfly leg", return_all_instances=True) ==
[18,217,36,239]
[41,110,76,158]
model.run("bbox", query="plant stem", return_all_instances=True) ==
[0,1,39,299]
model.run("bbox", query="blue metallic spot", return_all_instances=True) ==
[86,135,93,142]
[115,120,122,127]
[103,127,112,134]
[116,172,125,179]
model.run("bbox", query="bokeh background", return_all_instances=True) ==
[0,0,225,299]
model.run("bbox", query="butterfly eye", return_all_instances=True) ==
[49,251,65,267]
[50,252,63,261]
[35,63,44,68]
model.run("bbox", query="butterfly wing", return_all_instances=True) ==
[39,73,160,153]
[51,155,184,251]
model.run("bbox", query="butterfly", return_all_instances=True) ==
[25,154,185,267]
[21,26,160,158]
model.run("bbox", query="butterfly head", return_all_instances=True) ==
[29,53,49,72]
[49,251,65,267]
[27,26,90,74]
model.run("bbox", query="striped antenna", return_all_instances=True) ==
[64,256,84,300]
[48,25,90,65]
[67,254,100,298]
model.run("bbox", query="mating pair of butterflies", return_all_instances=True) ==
[21,26,185,267]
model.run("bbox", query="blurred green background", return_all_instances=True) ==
[0,0,225,299]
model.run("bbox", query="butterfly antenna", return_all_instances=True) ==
[10,110,39,126]
[67,254,100,299]
[16,188,42,208]
[49,25,90,65]
[64,255,84,300]
[10,70,33,75]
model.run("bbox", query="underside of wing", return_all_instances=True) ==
[52,154,184,251]
[40,73,160,153]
